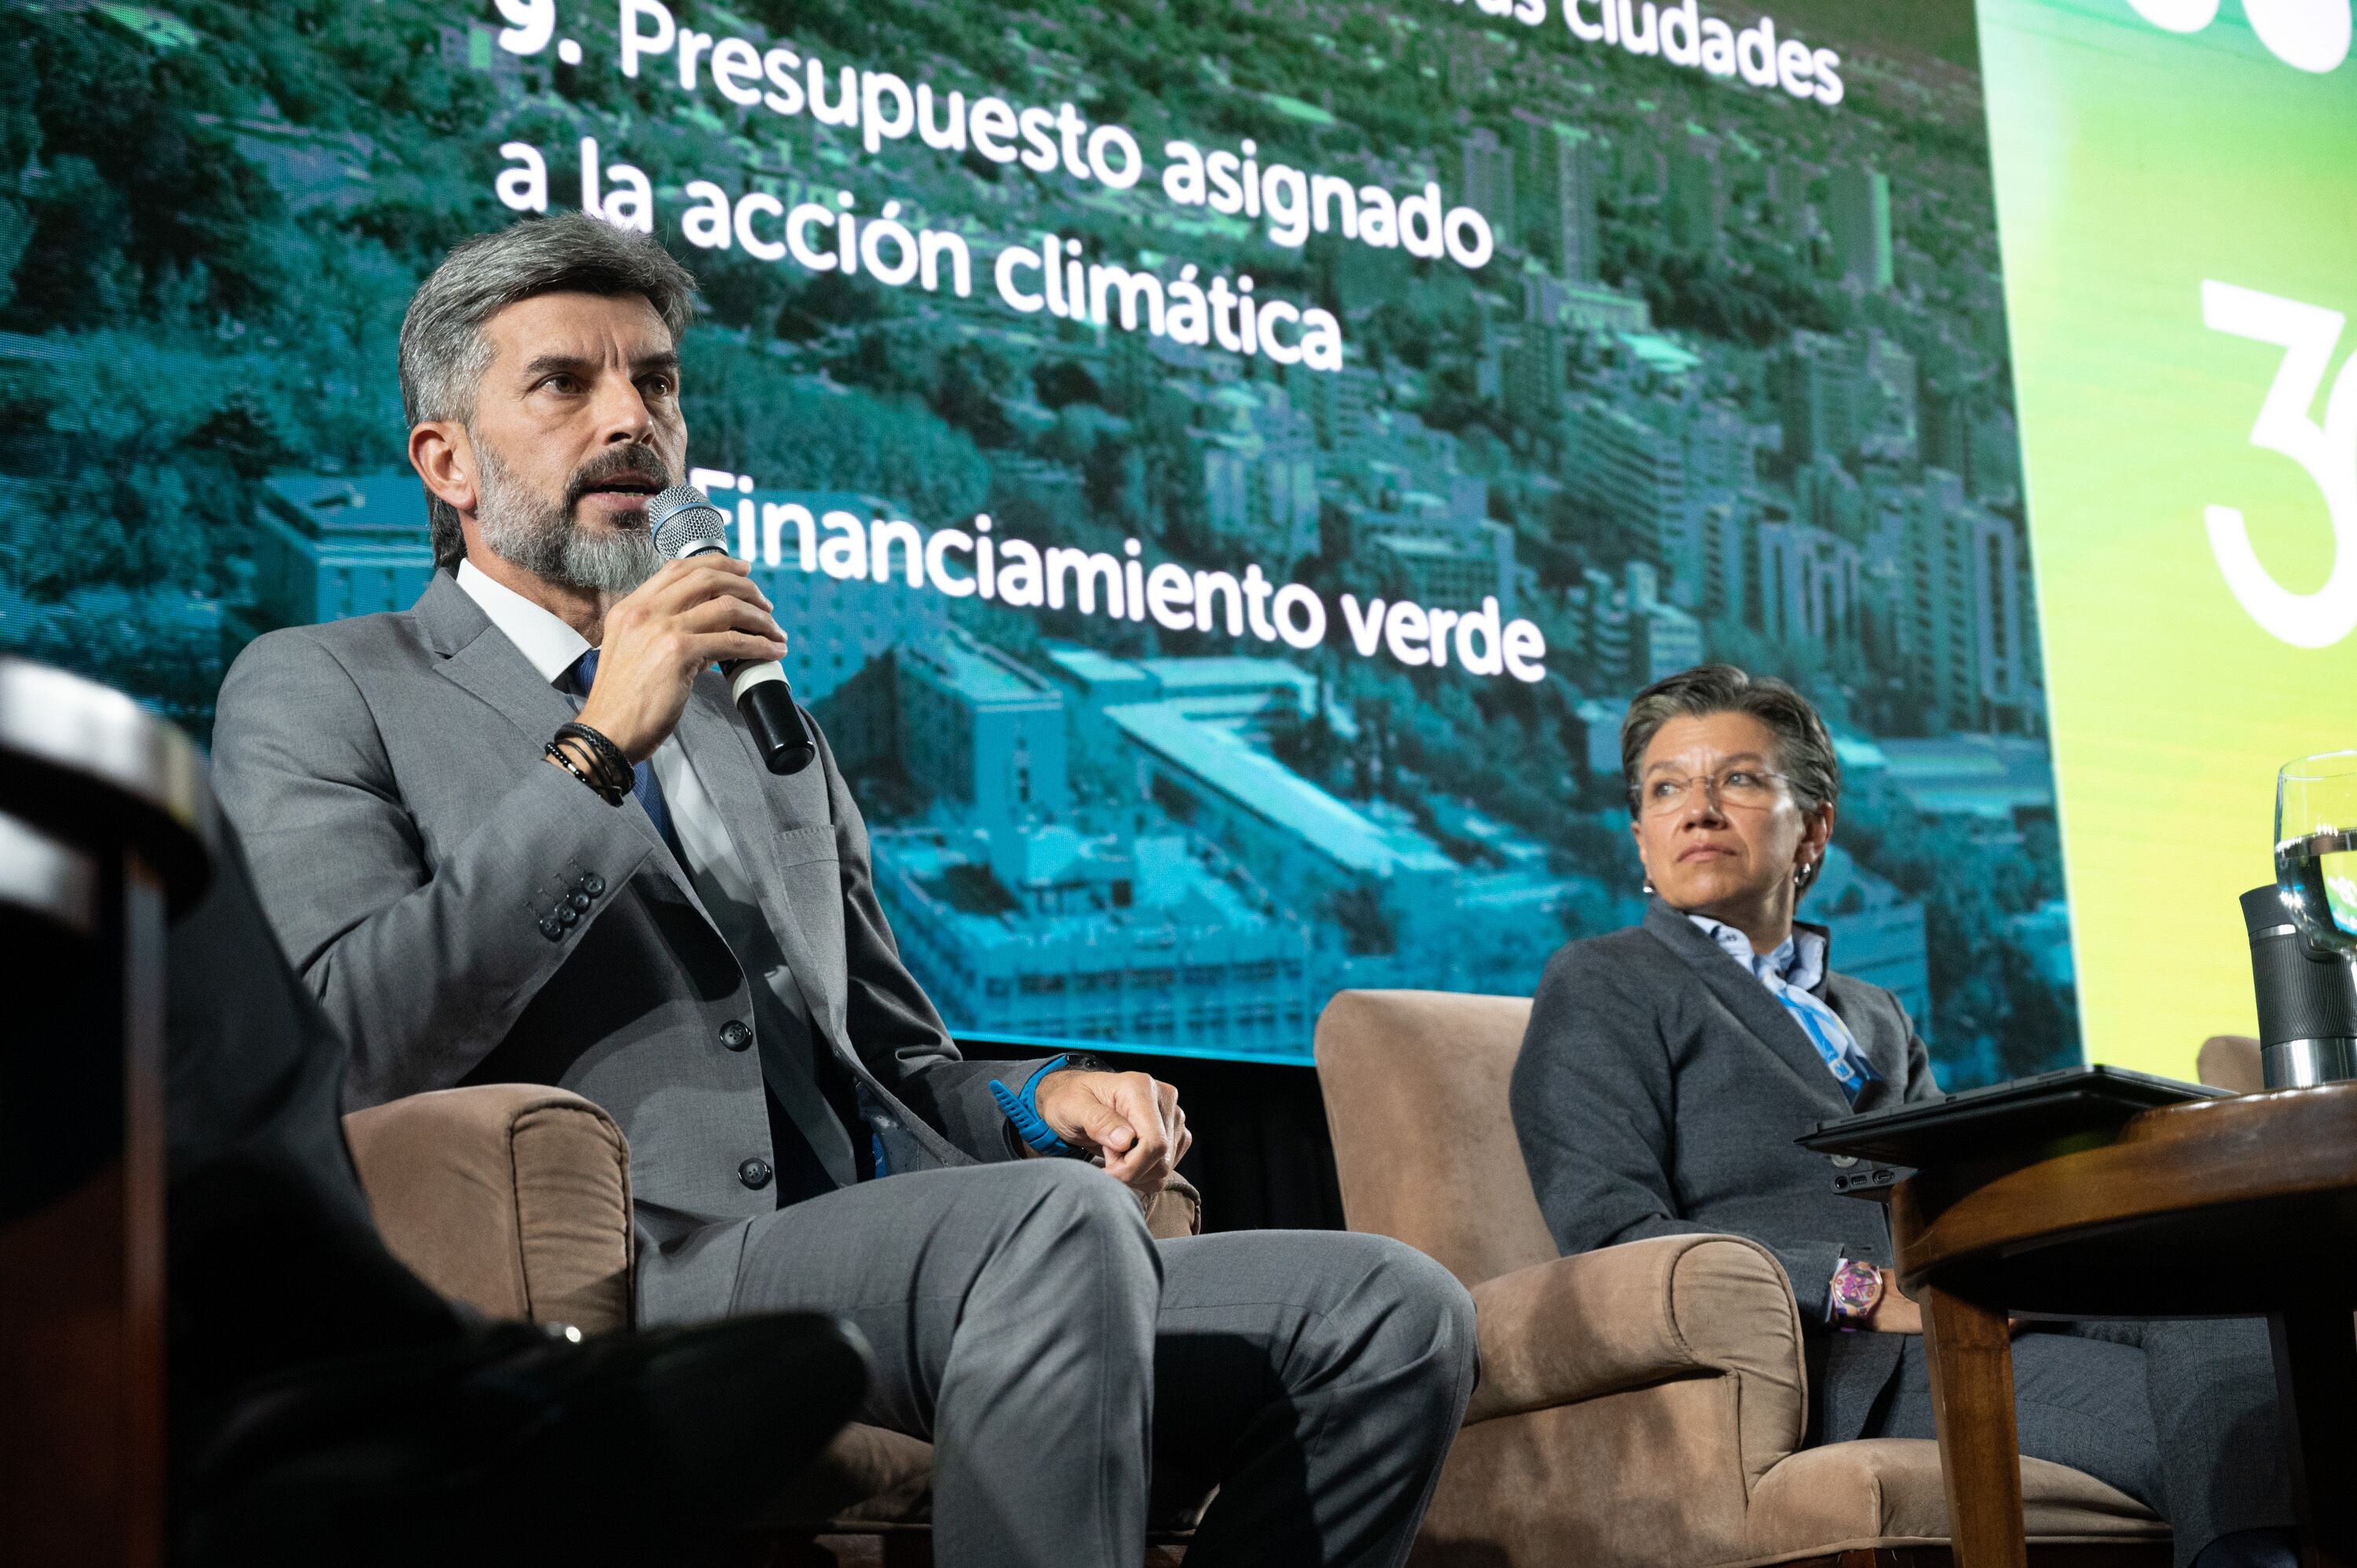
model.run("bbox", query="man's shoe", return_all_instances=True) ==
[181,1311,869,1565]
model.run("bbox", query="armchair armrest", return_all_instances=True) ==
[1463,1233,1807,1490]
[1142,1172,1203,1240]
[343,1084,635,1335]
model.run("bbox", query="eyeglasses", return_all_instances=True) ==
[1634,767,1789,816]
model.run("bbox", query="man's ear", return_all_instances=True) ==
[410,420,477,517]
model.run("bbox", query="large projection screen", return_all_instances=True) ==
[0,0,2075,1079]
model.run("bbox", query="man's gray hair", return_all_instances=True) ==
[398,214,698,570]
[1618,663,1842,819]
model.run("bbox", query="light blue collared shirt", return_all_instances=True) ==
[1685,914,1879,1103]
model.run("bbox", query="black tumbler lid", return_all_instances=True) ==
[2242,884,2300,937]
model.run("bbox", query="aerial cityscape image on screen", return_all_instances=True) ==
[0,0,2077,1079]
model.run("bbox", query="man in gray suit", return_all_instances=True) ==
[211,214,1474,1568]
[1511,665,2292,1568]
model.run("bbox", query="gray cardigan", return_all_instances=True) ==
[1510,896,1941,1445]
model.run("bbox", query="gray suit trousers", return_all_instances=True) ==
[726,1159,1478,1568]
[1869,1320,2290,1567]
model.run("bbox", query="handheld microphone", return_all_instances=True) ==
[647,483,818,776]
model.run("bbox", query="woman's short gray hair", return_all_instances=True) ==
[398,214,698,570]
[1618,663,1841,818]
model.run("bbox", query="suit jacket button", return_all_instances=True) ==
[738,1157,773,1190]
[569,891,592,912]
[580,874,606,897]
[556,904,580,927]
[720,1020,753,1052]
[538,917,563,940]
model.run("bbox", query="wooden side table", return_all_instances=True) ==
[0,659,216,1568]
[1886,1086,2357,1568]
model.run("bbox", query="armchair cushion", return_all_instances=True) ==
[1465,1233,1806,1493]
[343,1083,633,1335]
[1314,990,1552,1287]
[1743,1439,2165,1561]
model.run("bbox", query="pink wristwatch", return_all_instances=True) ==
[1829,1260,1883,1328]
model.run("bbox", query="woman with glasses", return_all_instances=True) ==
[1509,664,2290,1568]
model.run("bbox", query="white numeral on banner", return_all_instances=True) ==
[2127,0,2352,72]
[2129,0,2222,31]
[2246,0,2353,69]
[2200,280,2357,648]
[495,0,555,56]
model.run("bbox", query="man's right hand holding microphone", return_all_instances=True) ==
[550,555,786,782]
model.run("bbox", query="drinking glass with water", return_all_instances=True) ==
[2275,752,2357,951]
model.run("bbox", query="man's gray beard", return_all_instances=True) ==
[473,441,663,595]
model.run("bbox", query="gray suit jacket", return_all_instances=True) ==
[1509,897,1942,1445]
[212,573,1025,1324]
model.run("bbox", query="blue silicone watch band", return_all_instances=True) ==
[990,1054,1073,1156]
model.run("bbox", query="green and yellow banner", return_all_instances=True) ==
[1981,0,2357,1068]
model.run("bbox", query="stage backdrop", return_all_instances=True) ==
[0,0,2074,1081]
[1978,0,2357,1072]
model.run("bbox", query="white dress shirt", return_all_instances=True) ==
[454,560,853,1185]
[454,560,744,892]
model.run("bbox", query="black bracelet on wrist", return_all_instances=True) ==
[544,739,625,804]
[555,721,634,798]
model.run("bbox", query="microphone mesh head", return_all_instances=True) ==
[649,484,731,559]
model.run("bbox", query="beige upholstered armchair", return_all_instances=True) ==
[1313,990,2173,1568]
[341,1082,1204,1566]
[2196,1035,2264,1094]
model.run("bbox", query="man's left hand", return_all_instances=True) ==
[1030,1070,1191,1195]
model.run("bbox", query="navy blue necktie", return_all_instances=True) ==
[563,648,685,864]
